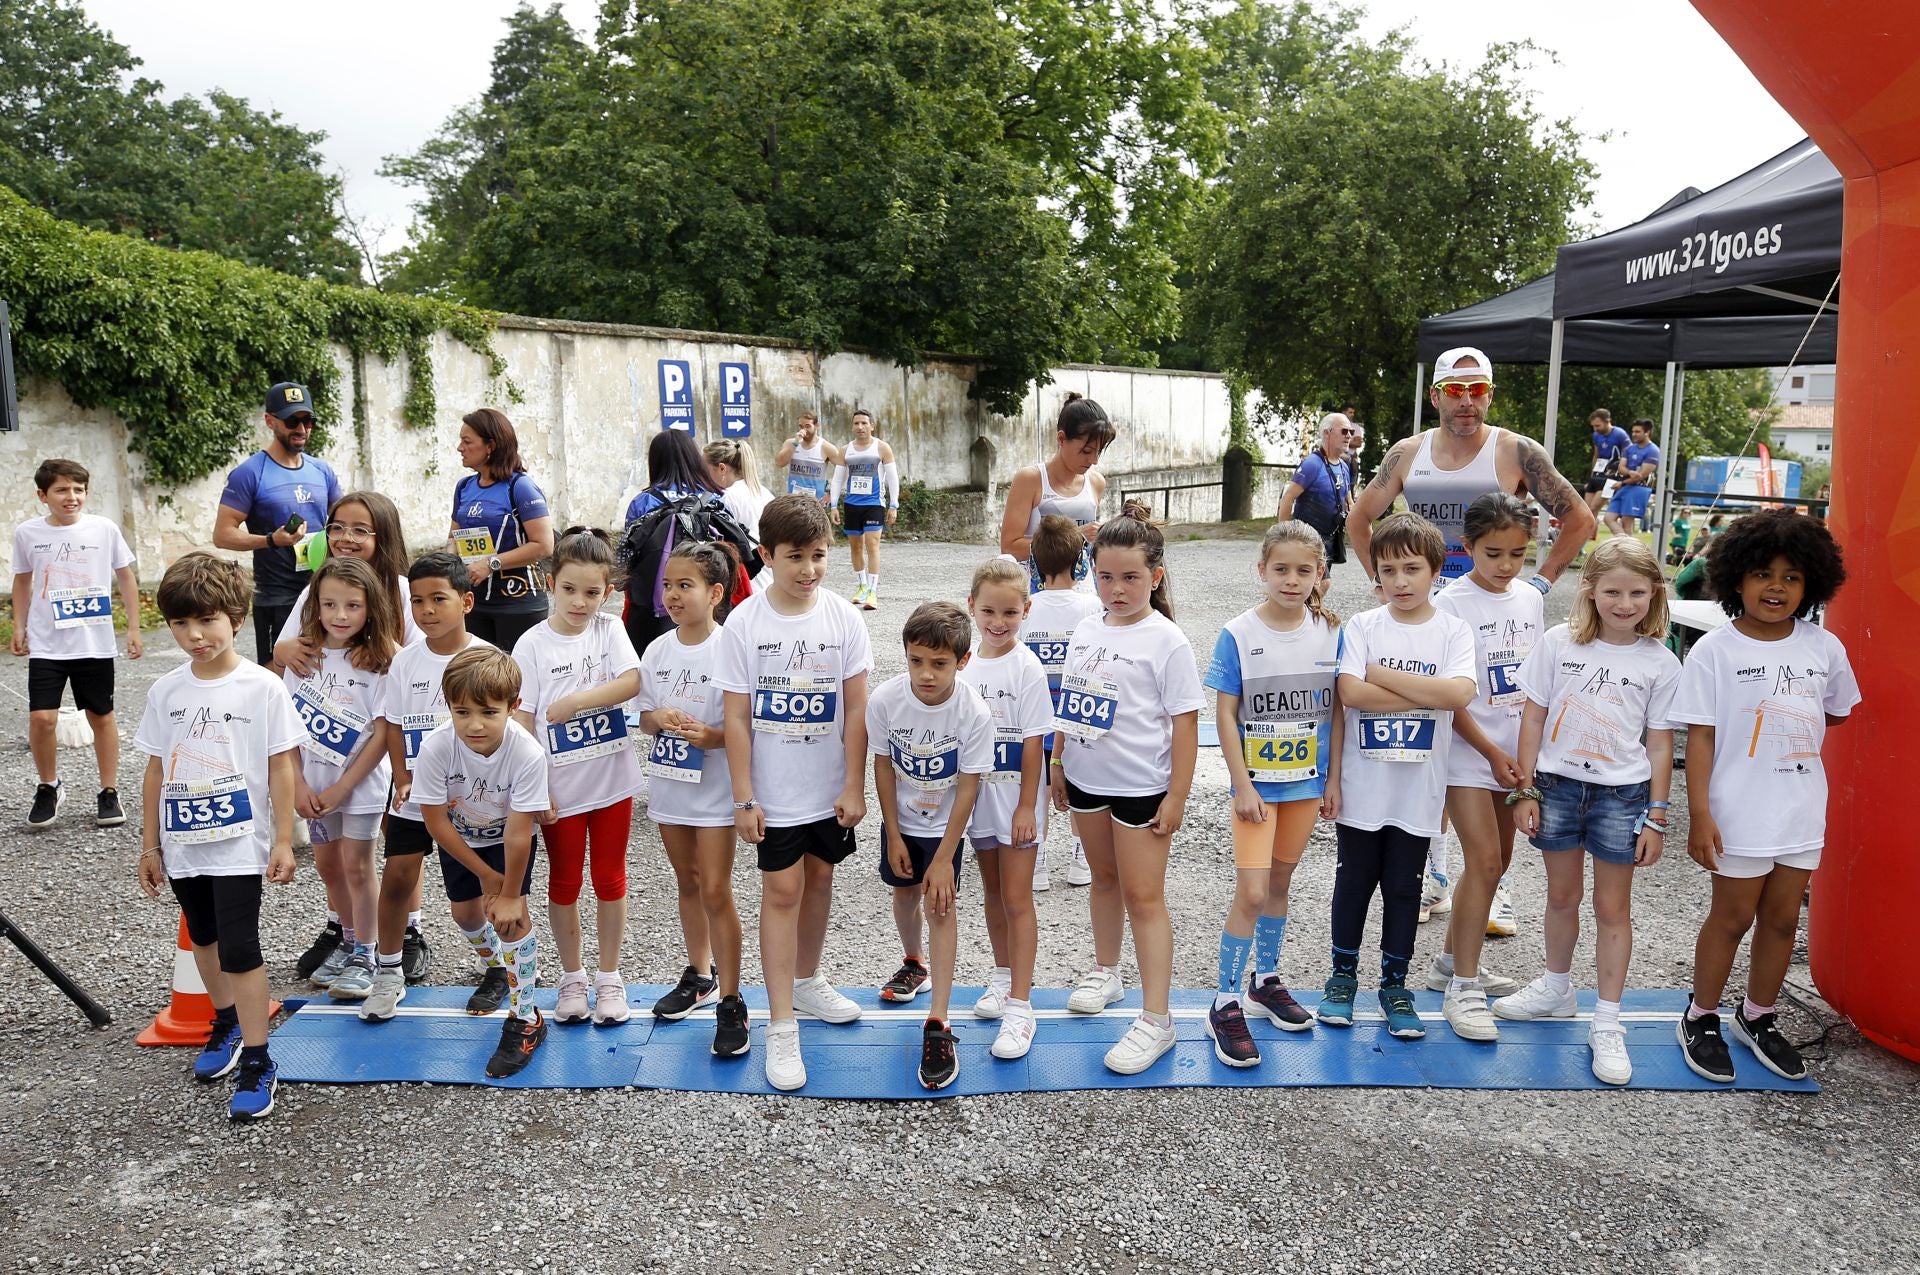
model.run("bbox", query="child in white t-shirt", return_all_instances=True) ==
[1671,509,1859,1085]
[715,496,874,1092]
[1325,514,1476,1039]
[413,647,551,1079]
[284,557,401,1002]
[1019,515,1104,888]
[12,458,141,829]
[135,554,304,1122]
[1431,494,1545,1041]
[637,542,749,1057]
[959,558,1054,1061]
[1501,538,1680,1086]
[867,602,995,1091]
[511,527,644,1027]
[1050,503,1205,1077]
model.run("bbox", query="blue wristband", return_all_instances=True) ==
[1527,574,1552,596]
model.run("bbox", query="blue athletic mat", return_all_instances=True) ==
[267,986,1818,1097]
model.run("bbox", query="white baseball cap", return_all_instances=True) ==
[1432,347,1494,385]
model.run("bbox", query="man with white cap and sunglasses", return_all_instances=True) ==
[1344,346,1594,1010]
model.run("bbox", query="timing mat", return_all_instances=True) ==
[266,986,1817,1097]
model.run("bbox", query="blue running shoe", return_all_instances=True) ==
[1380,985,1426,1039]
[193,1015,243,1081]
[1317,974,1359,1027]
[228,1057,278,1122]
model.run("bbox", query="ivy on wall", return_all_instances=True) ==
[0,186,508,487]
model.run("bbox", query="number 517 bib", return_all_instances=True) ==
[1358,710,1438,763]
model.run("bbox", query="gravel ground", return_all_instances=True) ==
[3,535,1917,1275]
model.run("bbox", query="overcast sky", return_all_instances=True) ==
[85,0,1804,262]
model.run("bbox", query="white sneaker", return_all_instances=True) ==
[1492,976,1578,1021]
[1066,965,1124,1014]
[554,971,592,1025]
[1442,985,1499,1042]
[1425,957,1521,998]
[1486,883,1518,937]
[1103,1013,1177,1074]
[991,1007,1037,1060]
[1589,1023,1632,1085]
[973,968,1012,1020]
[1065,839,1092,887]
[765,1020,806,1091]
[358,967,406,1022]
[791,973,862,1024]
[1032,853,1051,893]
[1419,868,1452,923]
[592,976,631,1025]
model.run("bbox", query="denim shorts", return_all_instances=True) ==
[1530,771,1649,865]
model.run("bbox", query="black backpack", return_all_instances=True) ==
[620,490,761,623]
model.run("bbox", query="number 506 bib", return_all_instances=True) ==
[752,673,838,737]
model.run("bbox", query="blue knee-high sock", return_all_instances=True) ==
[1217,931,1253,999]
[1254,914,1288,979]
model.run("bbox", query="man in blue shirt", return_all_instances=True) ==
[211,382,343,664]
[1276,412,1354,569]
[1603,418,1661,537]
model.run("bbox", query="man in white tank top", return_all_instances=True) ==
[775,411,842,507]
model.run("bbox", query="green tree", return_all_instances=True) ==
[1186,40,1595,439]
[0,0,357,280]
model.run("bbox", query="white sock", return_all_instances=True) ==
[990,966,1012,991]
[1448,974,1481,995]
[1214,991,1240,1010]
[1427,835,1450,879]
[1593,998,1622,1030]
[407,910,423,929]
[1433,951,1456,976]
[1005,996,1032,1018]
[1543,969,1573,996]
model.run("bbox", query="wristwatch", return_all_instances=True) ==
[487,554,503,574]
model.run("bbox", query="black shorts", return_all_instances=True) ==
[385,814,436,858]
[438,841,536,904]
[468,605,548,653]
[1583,473,1610,494]
[1063,776,1166,830]
[878,825,967,890]
[252,602,293,667]
[757,815,858,873]
[27,657,113,715]
[170,873,264,974]
[840,502,886,535]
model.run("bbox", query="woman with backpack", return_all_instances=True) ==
[621,431,756,656]
[451,408,555,650]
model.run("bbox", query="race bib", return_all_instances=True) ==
[401,712,442,770]
[452,526,496,563]
[892,738,960,792]
[1486,659,1525,708]
[646,731,706,784]
[1023,633,1069,680]
[48,586,111,630]
[293,682,369,767]
[987,734,1025,783]
[751,674,838,737]
[161,774,256,846]
[1242,720,1319,782]
[1054,671,1120,741]
[545,708,630,766]
[1358,710,1439,763]
[849,473,877,497]
[292,530,319,572]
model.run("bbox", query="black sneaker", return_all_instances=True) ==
[711,993,751,1058]
[485,1009,547,1079]
[880,958,929,1002]
[27,781,61,829]
[918,1019,959,1090]
[1206,999,1261,1068]
[294,922,343,980]
[1677,1010,1737,1083]
[465,966,511,1015]
[1731,1008,1808,1080]
[651,964,719,1020]
[402,924,432,985]
[1245,972,1314,1031]
[95,787,126,828]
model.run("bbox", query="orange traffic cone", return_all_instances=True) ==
[137,913,281,1046]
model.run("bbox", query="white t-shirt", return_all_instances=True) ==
[1516,625,1682,786]
[713,589,874,826]
[1020,589,1105,692]
[511,613,644,819]
[1335,605,1477,836]
[636,628,733,829]
[1436,575,1546,790]
[278,574,423,648]
[282,648,393,814]
[383,633,492,821]
[134,660,306,878]
[956,645,1054,841]
[1668,620,1859,856]
[722,483,772,542]
[10,514,134,660]
[410,720,550,848]
[1054,610,1206,798]
[865,675,996,838]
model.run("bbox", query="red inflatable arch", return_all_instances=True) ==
[1692,0,1920,1061]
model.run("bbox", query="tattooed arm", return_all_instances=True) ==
[1345,438,1413,580]
[1513,436,1594,583]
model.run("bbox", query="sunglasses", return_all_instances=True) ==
[283,414,317,428]
[1434,381,1493,398]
